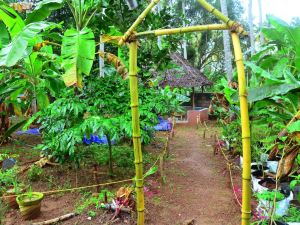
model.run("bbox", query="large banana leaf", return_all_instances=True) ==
[61,27,95,87]
[263,16,300,71]
[246,83,300,103]
[0,22,9,48]
[0,22,54,67]
[0,3,25,39]
[36,90,50,109]
[25,0,64,24]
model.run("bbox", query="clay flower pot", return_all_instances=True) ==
[16,192,44,220]
[3,186,26,209]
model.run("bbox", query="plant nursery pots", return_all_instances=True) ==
[16,192,44,220]
[290,199,300,209]
[257,191,293,217]
[258,178,277,190]
[251,170,267,193]
[3,186,25,209]
[251,163,269,172]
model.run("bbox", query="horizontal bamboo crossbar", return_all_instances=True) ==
[136,24,229,37]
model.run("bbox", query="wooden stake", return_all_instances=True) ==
[30,212,77,225]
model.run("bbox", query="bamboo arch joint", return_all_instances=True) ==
[119,0,160,45]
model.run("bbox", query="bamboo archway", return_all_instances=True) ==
[103,1,251,225]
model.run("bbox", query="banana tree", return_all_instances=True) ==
[0,1,64,140]
[61,0,101,87]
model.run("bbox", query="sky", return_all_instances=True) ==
[239,0,300,24]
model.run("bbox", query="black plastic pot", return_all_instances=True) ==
[258,177,276,190]
[290,199,300,209]
[252,170,266,179]
[251,164,269,171]
[280,182,291,197]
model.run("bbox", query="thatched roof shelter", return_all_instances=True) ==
[159,53,213,88]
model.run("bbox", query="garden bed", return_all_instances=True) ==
[1,131,170,225]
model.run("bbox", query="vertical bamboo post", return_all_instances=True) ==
[231,32,251,225]
[129,41,145,225]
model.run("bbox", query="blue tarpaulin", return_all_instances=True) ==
[83,135,116,145]
[154,117,172,131]
[16,128,40,135]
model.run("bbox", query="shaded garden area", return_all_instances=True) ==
[1,0,300,225]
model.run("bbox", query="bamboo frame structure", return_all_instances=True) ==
[231,32,251,225]
[128,41,145,225]
[136,24,229,37]
[111,1,251,225]
[118,0,160,45]
[197,0,248,36]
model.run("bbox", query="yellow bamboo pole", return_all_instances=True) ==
[136,24,229,37]
[129,41,145,225]
[118,0,160,45]
[197,0,247,36]
[231,32,251,225]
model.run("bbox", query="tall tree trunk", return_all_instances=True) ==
[248,0,255,55]
[258,0,264,45]
[220,0,233,83]
[182,0,187,59]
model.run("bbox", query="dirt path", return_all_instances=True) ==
[146,125,240,225]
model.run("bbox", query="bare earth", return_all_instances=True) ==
[3,125,241,225]
[146,126,240,225]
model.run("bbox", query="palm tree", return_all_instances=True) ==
[220,0,233,82]
[182,0,187,59]
[258,0,264,45]
[248,0,255,55]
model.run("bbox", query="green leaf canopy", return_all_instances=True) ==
[0,3,25,39]
[25,0,64,24]
[0,22,53,67]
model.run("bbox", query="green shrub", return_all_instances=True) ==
[0,167,18,194]
[27,165,44,182]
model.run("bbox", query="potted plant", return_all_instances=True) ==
[3,181,26,209]
[257,190,293,217]
[290,175,300,209]
[16,188,44,220]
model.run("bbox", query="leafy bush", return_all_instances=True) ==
[27,165,44,182]
[31,73,186,166]
[0,167,19,194]
[214,16,300,161]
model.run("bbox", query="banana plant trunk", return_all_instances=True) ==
[129,41,145,225]
[231,32,251,225]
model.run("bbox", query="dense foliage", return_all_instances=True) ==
[32,74,186,165]
[214,16,300,161]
